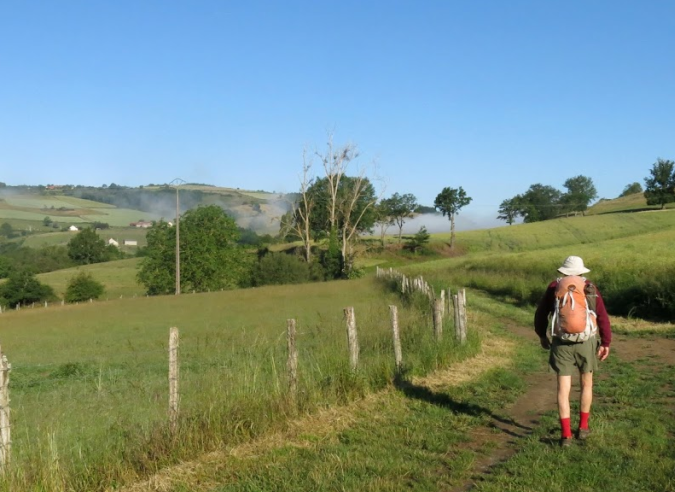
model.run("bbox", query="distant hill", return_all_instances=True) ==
[0,184,292,235]
[586,192,675,215]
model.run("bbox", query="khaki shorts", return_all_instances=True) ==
[549,337,599,376]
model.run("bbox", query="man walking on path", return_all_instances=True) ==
[534,256,612,447]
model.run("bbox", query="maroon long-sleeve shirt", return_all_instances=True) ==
[534,279,612,347]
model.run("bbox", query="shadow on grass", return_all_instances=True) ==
[394,374,532,439]
[596,206,667,214]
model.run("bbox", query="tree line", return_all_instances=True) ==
[496,158,675,225]
[7,145,671,306]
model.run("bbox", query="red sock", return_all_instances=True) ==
[560,418,572,439]
[579,412,590,430]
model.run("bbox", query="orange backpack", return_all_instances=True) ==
[552,276,597,336]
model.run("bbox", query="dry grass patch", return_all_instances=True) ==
[611,315,675,333]
[414,333,515,391]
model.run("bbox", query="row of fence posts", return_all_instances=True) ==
[376,266,468,343]
[168,267,468,425]
[0,269,468,472]
[0,289,236,314]
[1,300,88,313]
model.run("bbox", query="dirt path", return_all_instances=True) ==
[453,322,675,492]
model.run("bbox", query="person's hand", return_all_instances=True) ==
[597,346,610,361]
[539,337,551,350]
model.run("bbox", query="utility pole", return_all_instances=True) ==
[170,178,185,295]
[175,185,180,295]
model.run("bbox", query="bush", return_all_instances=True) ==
[0,269,56,308]
[252,252,311,286]
[404,226,430,254]
[65,271,105,303]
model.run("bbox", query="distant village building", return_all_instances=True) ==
[129,220,153,228]
[123,240,138,246]
[68,225,79,232]
[107,238,119,247]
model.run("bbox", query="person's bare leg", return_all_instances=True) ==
[557,375,572,418]
[578,371,593,436]
[580,372,593,413]
[557,375,573,441]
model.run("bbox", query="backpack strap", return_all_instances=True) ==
[550,278,561,337]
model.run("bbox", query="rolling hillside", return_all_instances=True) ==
[586,191,675,215]
[0,184,291,235]
[2,190,675,491]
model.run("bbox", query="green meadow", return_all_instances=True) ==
[0,194,162,229]
[19,227,149,250]
[409,209,675,318]
[37,258,144,298]
[1,204,675,491]
[0,278,469,491]
[586,191,675,214]
[0,209,88,223]
[1,195,115,210]
[430,209,675,253]
[80,208,162,227]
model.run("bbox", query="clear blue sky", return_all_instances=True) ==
[1,0,674,229]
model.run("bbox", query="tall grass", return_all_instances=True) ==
[429,210,675,254]
[411,227,675,320]
[0,277,471,491]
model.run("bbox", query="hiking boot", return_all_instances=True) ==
[560,437,573,448]
[577,428,591,440]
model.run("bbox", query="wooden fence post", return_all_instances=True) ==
[0,346,11,472]
[445,289,452,316]
[344,307,359,372]
[389,305,403,371]
[459,289,468,344]
[169,327,179,433]
[287,319,298,400]
[440,290,446,317]
[433,298,443,342]
[453,293,461,341]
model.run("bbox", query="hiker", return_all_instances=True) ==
[534,255,611,447]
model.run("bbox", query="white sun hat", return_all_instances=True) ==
[557,256,590,276]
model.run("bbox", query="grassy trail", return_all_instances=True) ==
[113,330,519,492]
[112,294,675,492]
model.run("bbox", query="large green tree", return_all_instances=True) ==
[619,182,643,197]
[373,200,395,245]
[295,175,377,277]
[67,228,109,264]
[644,158,675,209]
[380,192,418,242]
[497,196,521,225]
[0,256,11,278]
[434,186,472,249]
[137,205,248,295]
[516,184,562,223]
[560,175,597,215]
[0,223,14,238]
[303,176,377,238]
[137,221,175,295]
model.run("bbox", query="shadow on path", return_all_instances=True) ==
[394,376,533,438]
